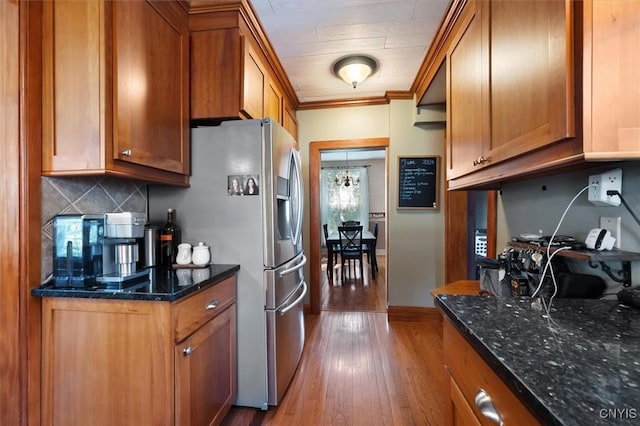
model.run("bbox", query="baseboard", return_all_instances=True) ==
[387,305,443,323]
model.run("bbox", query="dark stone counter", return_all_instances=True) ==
[435,295,640,426]
[32,264,240,302]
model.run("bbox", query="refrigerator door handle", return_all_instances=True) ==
[278,281,307,315]
[279,254,306,277]
[290,149,304,246]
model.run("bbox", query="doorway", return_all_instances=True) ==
[309,138,389,314]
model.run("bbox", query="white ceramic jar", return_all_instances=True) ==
[192,242,210,266]
[176,243,192,265]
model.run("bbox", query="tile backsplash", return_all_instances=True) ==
[41,176,147,282]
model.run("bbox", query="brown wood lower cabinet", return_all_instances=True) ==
[443,319,540,426]
[41,276,237,426]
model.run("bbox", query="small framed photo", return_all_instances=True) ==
[228,175,260,196]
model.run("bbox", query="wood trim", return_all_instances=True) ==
[412,0,468,103]
[298,90,413,111]
[387,306,443,323]
[486,190,497,258]
[309,138,389,314]
[445,188,468,284]
[0,1,43,424]
[24,2,44,425]
[1,2,22,422]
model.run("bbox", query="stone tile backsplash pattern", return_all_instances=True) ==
[41,176,147,282]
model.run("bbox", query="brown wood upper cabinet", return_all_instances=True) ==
[189,8,298,139]
[447,0,574,182]
[190,15,266,121]
[583,0,640,159]
[42,0,190,186]
[442,0,640,189]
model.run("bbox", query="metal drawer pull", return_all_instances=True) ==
[475,388,504,425]
[121,149,132,157]
[183,346,193,356]
[206,299,219,310]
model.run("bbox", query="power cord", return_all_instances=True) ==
[607,190,640,228]
[530,184,596,304]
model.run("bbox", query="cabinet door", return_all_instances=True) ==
[446,0,489,180]
[584,0,640,158]
[175,304,237,426]
[242,41,265,119]
[283,97,298,142]
[448,377,482,426]
[113,0,189,175]
[265,76,283,123]
[487,0,574,163]
[42,0,106,172]
[190,27,242,121]
[42,298,173,426]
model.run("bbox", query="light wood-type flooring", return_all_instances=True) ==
[222,255,445,425]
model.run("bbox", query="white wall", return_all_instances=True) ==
[298,99,446,307]
[496,162,640,293]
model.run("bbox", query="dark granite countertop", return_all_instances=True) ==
[435,295,640,425]
[32,264,240,302]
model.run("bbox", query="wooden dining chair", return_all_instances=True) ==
[342,220,360,226]
[338,225,364,281]
[364,222,379,277]
[323,224,339,277]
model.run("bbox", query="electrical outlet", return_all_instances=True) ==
[600,216,621,249]
[588,168,622,206]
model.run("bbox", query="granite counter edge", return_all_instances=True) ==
[31,264,241,302]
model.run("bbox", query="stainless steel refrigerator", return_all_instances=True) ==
[148,118,306,410]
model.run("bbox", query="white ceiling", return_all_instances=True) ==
[250,0,451,104]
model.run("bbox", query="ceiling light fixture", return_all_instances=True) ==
[332,55,378,89]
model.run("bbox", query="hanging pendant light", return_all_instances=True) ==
[334,151,360,187]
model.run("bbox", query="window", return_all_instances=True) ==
[320,167,369,245]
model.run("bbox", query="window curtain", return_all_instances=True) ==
[320,167,369,247]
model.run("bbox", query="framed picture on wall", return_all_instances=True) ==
[397,155,440,210]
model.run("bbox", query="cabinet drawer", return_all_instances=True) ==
[173,275,236,342]
[443,319,540,426]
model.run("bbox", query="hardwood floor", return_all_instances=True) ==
[321,254,387,313]
[221,274,446,425]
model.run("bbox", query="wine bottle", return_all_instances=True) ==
[160,208,181,268]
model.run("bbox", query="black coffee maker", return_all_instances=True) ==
[52,214,106,287]
[52,212,147,288]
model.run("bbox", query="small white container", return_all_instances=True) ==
[192,242,210,266]
[176,243,192,265]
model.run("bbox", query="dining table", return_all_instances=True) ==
[326,230,377,281]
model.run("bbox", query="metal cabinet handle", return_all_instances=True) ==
[473,155,487,166]
[206,299,219,310]
[121,149,132,157]
[183,346,193,356]
[475,388,504,425]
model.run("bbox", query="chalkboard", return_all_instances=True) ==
[397,156,440,209]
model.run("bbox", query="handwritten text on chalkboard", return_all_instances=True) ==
[397,156,439,209]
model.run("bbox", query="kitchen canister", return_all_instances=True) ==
[192,242,210,266]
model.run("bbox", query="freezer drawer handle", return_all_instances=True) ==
[183,346,193,356]
[278,281,308,315]
[206,299,219,310]
[279,254,307,277]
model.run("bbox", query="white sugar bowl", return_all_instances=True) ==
[192,242,210,266]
